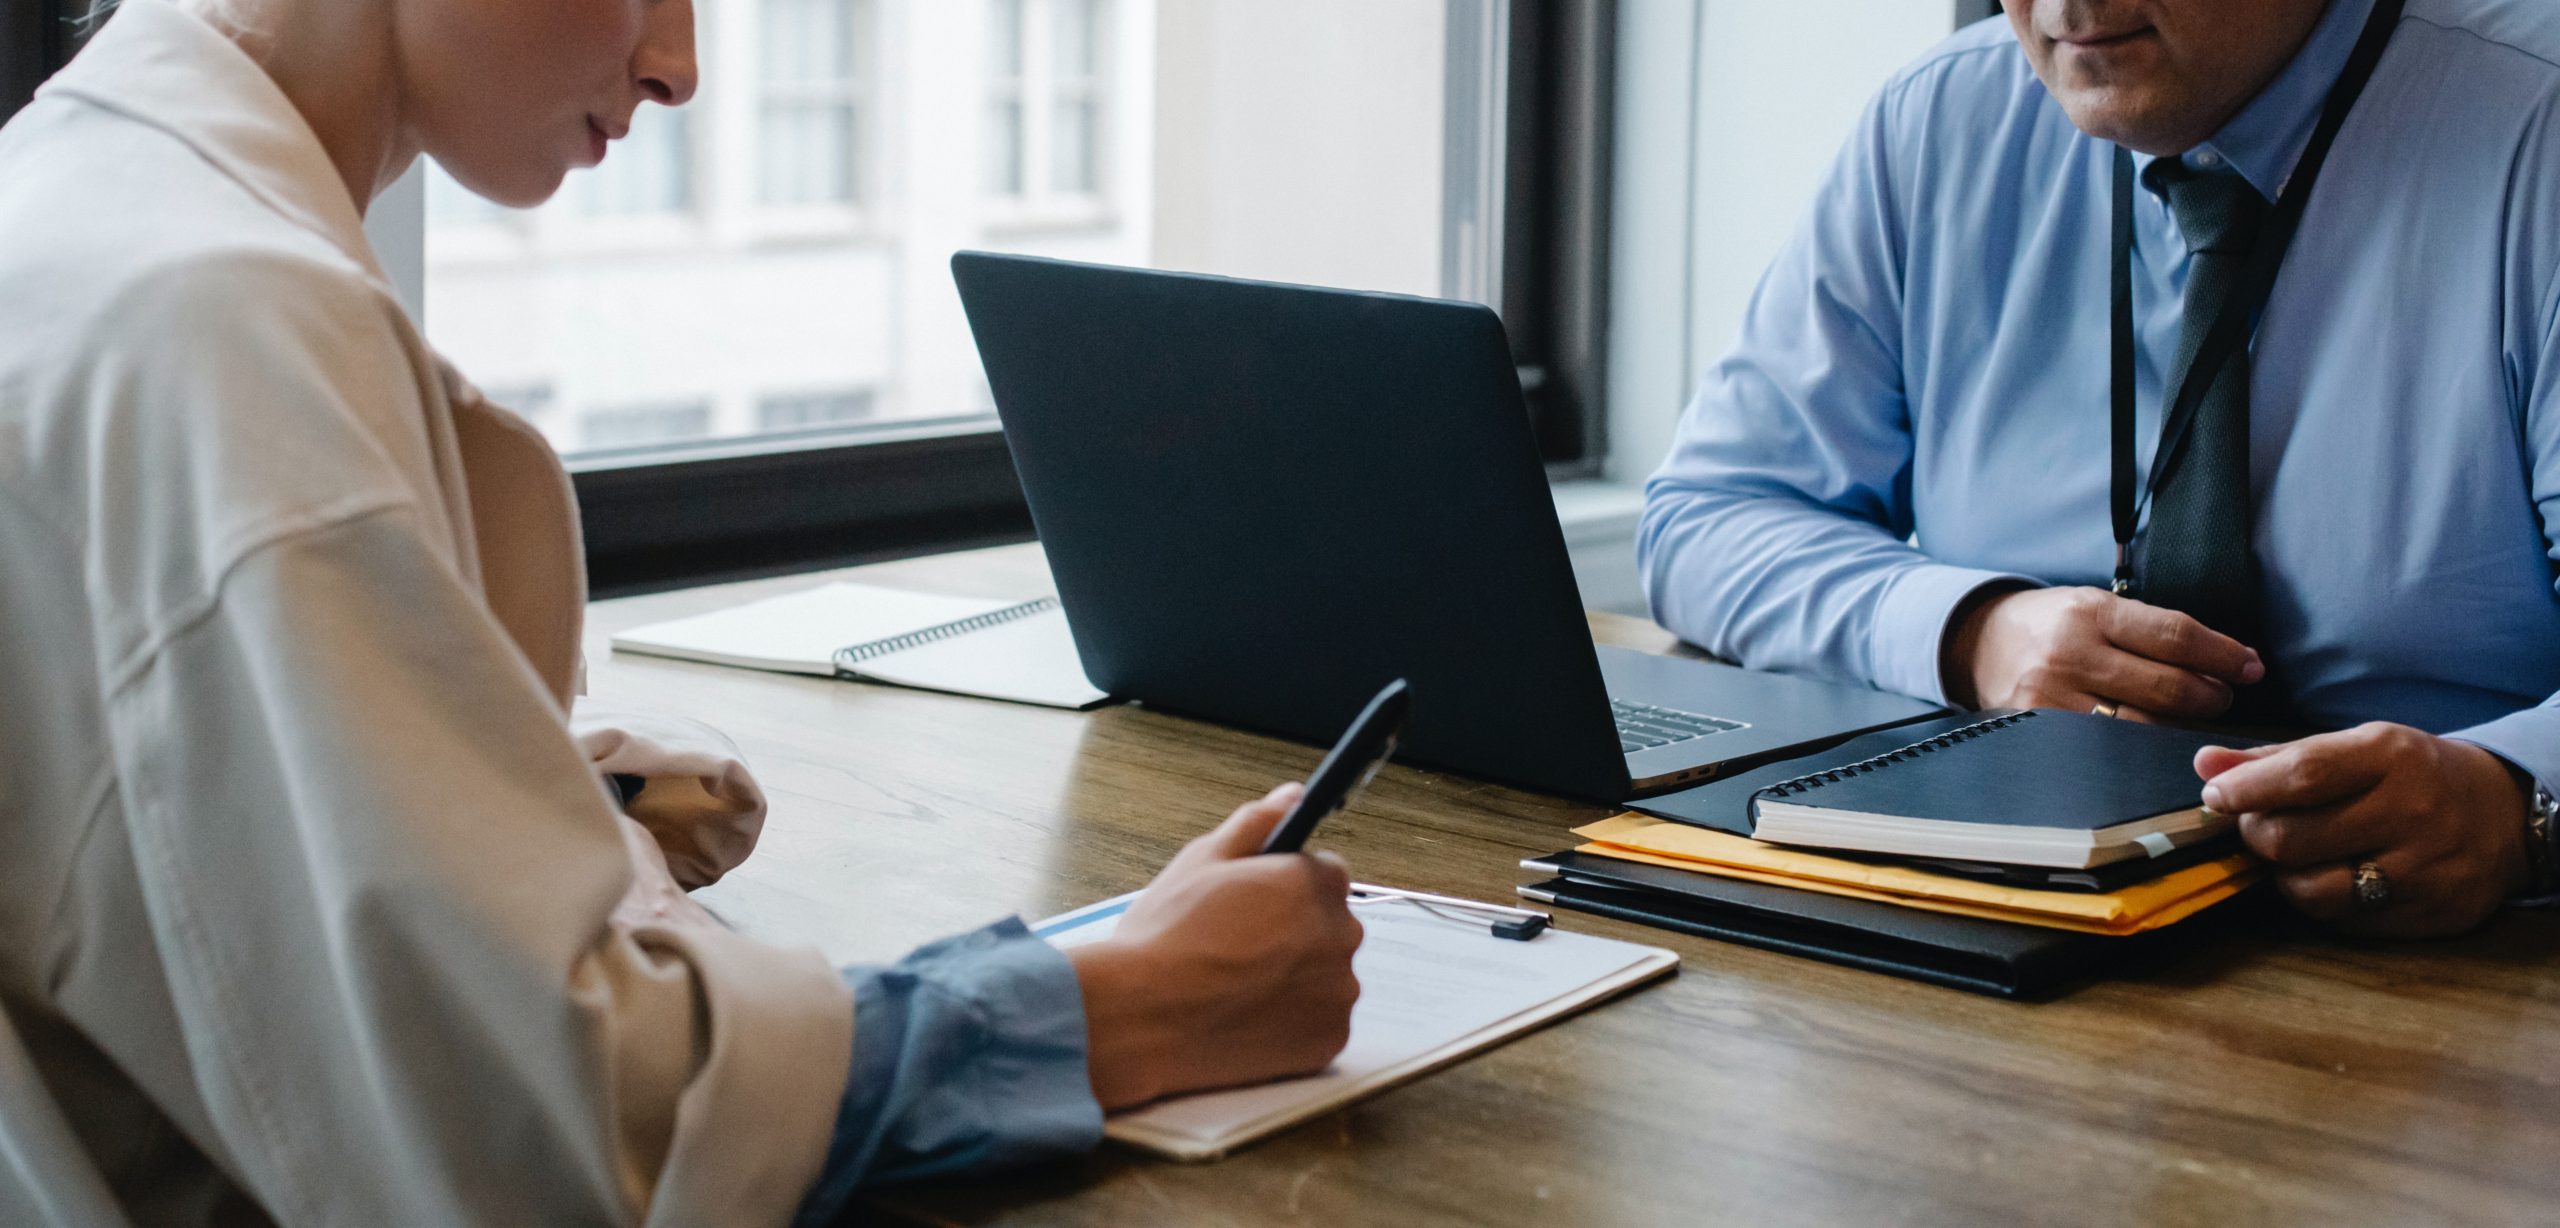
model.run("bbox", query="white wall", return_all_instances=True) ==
[1605,0,1968,486]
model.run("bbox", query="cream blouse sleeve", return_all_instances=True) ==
[83,256,852,1226]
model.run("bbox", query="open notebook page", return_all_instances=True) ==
[610,583,1017,676]
[848,606,1108,709]
[1039,891,1676,1160]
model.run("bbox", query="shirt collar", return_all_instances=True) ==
[2130,0,2377,201]
[38,0,388,284]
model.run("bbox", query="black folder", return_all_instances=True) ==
[1521,850,2247,999]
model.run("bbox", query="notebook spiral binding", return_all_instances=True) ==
[1754,710,2039,799]
[831,596,1060,674]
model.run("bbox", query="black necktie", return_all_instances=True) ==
[2134,160,2270,651]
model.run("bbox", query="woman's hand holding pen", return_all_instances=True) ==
[1067,782,1366,1109]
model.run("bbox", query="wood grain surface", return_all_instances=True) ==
[586,543,2560,1228]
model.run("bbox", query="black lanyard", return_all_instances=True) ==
[2107,0,2404,594]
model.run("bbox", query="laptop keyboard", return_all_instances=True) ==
[1612,699,1747,754]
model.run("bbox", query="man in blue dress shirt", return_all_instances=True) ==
[1639,0,2560,937]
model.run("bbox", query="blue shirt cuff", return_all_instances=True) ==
[1868,564,2040,706]
[793,918,1103,1226]
[2447,706,2560,801]
[2447,707,2560,908]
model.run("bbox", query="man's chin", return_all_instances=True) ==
[2049,89,2214,158]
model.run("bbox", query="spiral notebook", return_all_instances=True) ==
[1741,709,2242,870]
[611,582,1110,709]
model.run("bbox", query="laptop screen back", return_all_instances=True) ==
[953,253,1630,800]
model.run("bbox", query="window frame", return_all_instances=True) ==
[5,0,1621,597]
[1044,0,1106,199]
[979,0,1115,234]
[753,0,875,216]
[1498,0,1616,475]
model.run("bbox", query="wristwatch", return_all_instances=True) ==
[2522,779,2560,899]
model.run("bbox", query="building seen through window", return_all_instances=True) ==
[759,0,867,207]
[424,0,1452,458]
[984,0,1027,198]
[583,106,696,218]
[756,387,880,432]
[580,399,718,451]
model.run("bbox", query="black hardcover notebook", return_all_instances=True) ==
[1520,851,2248,999]
[1635,711,2003,838]
[1632,711,2246,888]
[1741,710,2246,868]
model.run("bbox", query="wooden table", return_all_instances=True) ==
[587,543,2560,1227]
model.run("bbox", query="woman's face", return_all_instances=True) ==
[394,0,696,208]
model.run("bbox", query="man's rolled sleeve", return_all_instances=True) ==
[1869,565,2042,707]
[1638,78,2038,704]
[793,919,1103,1226]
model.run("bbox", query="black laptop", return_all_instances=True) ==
[952,253,1942,802]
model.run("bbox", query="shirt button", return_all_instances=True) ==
[2193,150,2224,169]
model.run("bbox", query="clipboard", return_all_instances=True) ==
[1035,887,1678,1160]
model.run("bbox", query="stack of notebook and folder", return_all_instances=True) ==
[1520,709,2267,998]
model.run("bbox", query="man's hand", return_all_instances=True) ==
[1066,783,1365,1109]
[2198,724,2532,937]
[1944,586,2265,720]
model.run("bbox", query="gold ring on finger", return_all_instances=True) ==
[2351,860,2394,913]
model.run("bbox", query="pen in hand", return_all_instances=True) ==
[1260,679,1411,855]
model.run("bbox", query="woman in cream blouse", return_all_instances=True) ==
[0,1,1363,1224]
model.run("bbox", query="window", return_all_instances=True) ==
[580,106,695,218]
[581,399,716,450]
[426,0,1471,472]
[759,0,868,208]
[11,0,1611,593]
[1049,0,1104,195]
[984,0,1106,204]
[984,0,1027,197]
[757,387,878,431]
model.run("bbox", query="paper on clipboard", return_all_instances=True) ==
[1035,889,1677,1161]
